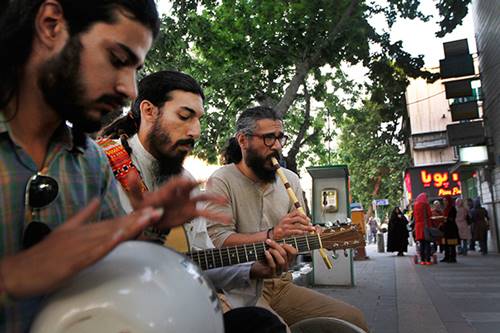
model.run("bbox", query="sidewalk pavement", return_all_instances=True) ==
[312,243,500,333]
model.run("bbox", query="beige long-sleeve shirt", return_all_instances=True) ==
[204,163,305,307]
[206,163,305,248]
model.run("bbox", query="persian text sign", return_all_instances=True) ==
[405,164,462,200]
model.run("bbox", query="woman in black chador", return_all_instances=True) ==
[387,207,409,256]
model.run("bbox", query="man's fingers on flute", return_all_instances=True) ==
[286,214,310,226]
[286,223,314,232]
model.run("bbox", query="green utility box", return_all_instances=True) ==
[307,165,354,286]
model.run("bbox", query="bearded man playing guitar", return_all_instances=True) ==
[205,106,369,332]
[100,70,290,333]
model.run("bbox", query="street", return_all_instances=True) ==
[314,244,500,333]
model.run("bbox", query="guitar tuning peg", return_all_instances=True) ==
[343,249,348,257]
[331,250,338,260]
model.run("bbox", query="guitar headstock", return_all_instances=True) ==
[320,225,365,251]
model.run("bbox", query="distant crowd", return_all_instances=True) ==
[366,195,490,264]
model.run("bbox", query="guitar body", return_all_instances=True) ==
[163,226,190,253]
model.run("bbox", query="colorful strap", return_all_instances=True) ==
[96,137,148,193]
[96,137,167,242]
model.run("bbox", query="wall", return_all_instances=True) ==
[405,76,457,166]
[473,0,500,252]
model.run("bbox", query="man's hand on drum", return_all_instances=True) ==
[127,173,230,230]
[272,210,314,240]
[0,199,163,300]
[250,239,298,279]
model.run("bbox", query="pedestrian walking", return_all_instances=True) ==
[431,200,445,253]
[387,207,409,256]
[455,198,471,255]
[441,196,459,263]
[414,193,433,265]
[404,208,414,246]
[471,198,490,255]
[467,198,476,251]
[368,216,377,244]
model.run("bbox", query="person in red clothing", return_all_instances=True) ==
[414,193,433,265]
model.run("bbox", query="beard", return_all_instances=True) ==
[38,36,126,133]
[245,146,280,183]
[147,119,195,182]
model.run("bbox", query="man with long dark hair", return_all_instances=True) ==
[101,70,288,333]
[0,1,225,330]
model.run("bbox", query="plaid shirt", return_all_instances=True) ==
[0,114,125,332]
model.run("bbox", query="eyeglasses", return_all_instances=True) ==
[248,133,288,148]
[22,173,59,249]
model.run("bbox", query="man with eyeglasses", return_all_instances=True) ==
[0,1,226,331]
[205,106,369,331]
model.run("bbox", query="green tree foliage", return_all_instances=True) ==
[144,0,470,205]
[335,100,410,212]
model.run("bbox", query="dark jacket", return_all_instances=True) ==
[442,206,459,240]
[471,198,489,241]
[387,208,409,252]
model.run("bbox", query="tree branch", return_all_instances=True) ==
[288,81,311,160]
[300,130,319,146]
[275,0,359,117]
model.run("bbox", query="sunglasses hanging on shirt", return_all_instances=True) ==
[22,173,59,249]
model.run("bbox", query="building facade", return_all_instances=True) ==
[404,0,500,253]
[472,0,500,252]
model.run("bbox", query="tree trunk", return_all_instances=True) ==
[365,174,382,220]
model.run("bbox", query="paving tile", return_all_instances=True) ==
[447,292,500,299]
[442,322,476,333]
[462,312,500,322]
[310,244,500,333]
[471,323,500,333]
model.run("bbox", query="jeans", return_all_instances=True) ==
[459,239,468,255]
[419,240,431,262]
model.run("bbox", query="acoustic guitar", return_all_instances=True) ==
[164,225,364,271]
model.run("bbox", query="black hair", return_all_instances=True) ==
[101,70,205,139]
[222,106,282,164]
[0,0,160,111]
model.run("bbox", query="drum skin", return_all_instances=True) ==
[31,241,224,333]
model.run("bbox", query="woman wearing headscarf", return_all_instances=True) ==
[387,207,409,256]
[430,200,445,253]
[441,195,459,263]
[471,198,490,255]
[455,198,471,255]
[414,193,433,265]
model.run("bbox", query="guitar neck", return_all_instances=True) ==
[186,234,322,271]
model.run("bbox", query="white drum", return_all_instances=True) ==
[31,241,224,333]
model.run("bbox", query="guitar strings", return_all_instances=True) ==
[186,230,358,264]
[187,235,359,270]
